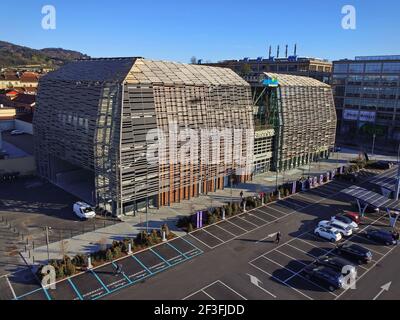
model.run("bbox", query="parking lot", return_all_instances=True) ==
[3,167,399,300]
[2,236,203,300]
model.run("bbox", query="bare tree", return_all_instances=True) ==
[59,240,69,264]
[190,56,197,64]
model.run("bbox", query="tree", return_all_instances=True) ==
[190,56,197,64]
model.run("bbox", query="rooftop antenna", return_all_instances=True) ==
[285,45,288,58]
[294,44,297,56]
[268,46,272,59]
[277,45,280,58]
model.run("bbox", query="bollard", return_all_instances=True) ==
[222,208,226,220]
[128,243,133,255]
[87,256,93,269]
[162,230,167,242]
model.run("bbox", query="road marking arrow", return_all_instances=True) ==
[246,273,277,298]
[256,233,277,244]
[373,282,392,300]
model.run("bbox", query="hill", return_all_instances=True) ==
[0,40,90,68]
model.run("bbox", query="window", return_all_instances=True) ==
[365,63,382,73]
[334,64,348,73]
[349,63,364,73]
[383,62,400,73]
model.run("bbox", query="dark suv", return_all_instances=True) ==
[366,229,398,246]
[335,243,373,264]
[315,255,357,277]
[302,265,344,291]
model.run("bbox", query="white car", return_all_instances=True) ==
[11,130,24,135]
[330,215,359,232]
[314,226,342,243]
[319,220,353,237]
[73,202,96,219]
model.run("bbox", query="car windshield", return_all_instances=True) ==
[82,207,93,213]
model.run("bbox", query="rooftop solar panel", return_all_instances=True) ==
[370,166,399,191]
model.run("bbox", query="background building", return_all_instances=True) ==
[207,56,332,84]
[332,55,400,149]
[254,73,337,172]
[34,58,254,216]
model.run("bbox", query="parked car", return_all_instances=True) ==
[314,226,342,242]
[331,215,359,232]
[342,211,361,224]
[302,265,345,292]
[337,172,358,183]
[365,229,398,246]
[319,220,353,237]
[367,161,393,170]
[10,130,24,136]
[73,202,96,220]
[336,243,373,264]
[315,255,357,278]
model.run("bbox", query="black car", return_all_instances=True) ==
[315,255,357,276]
[302,265,344,291]
[336,243,373,264]
[366,229,398,246]
[367,161,393,170]
[337,172,358,183]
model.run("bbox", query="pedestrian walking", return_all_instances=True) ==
[240,191,244,199]
[114,263,123,276]
[275,231,281,244]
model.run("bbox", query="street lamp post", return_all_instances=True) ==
[371,134,376,158]
[45,226,51,261]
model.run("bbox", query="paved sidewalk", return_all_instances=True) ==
[21,147,398,268]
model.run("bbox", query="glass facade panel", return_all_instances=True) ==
[333,63,348,73]
[365,63,382,73]
[382,62,400,73]
[349,63,364,73]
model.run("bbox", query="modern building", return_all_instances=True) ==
[332,55,400,144]
[253,73,337,172]
[207,56,332,84]
[34,58,254,216]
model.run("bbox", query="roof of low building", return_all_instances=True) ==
[41,57,250,87]
[263,72,330,88]
[13,93,36,105]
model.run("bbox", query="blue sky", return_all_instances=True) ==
[0,0,399,63]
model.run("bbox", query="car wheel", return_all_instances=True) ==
[385,241,391,246]
[330,238,335,243]
[328,286,335,292]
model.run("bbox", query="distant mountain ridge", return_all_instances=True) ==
[0,40,90,68]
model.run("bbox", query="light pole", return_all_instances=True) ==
[371,134,376,158]
[395,144,400,201]
[45,226,51,261]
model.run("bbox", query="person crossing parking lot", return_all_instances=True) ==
[275,231,282,244]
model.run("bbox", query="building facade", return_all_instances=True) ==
[255,73,337,171]
[34,58,254,216]
[332,56,400,143]
[207,56,332,84]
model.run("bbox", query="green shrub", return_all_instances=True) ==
[105,249,113,261]
[112,246,122,258]
[71,254,85,267]
[187,222,194,233]
[225,205,232,217]
[207,214,218,225]
[65,261,76,276]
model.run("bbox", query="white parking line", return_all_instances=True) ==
[187,233,215,249]
[249,261,313,300]
[274,249,309,266]
[247,212,271,223]
[254,208,278,219]
[263,205,288,216]
[225,219,248,232]
[292,193,320,204]
[334,244,399,300]
[214,224,238,237]
[237,216,258,228]
[5,276,17,300]
[262,256,338,297]
[183,280,247,300]
[202,228,226,244]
